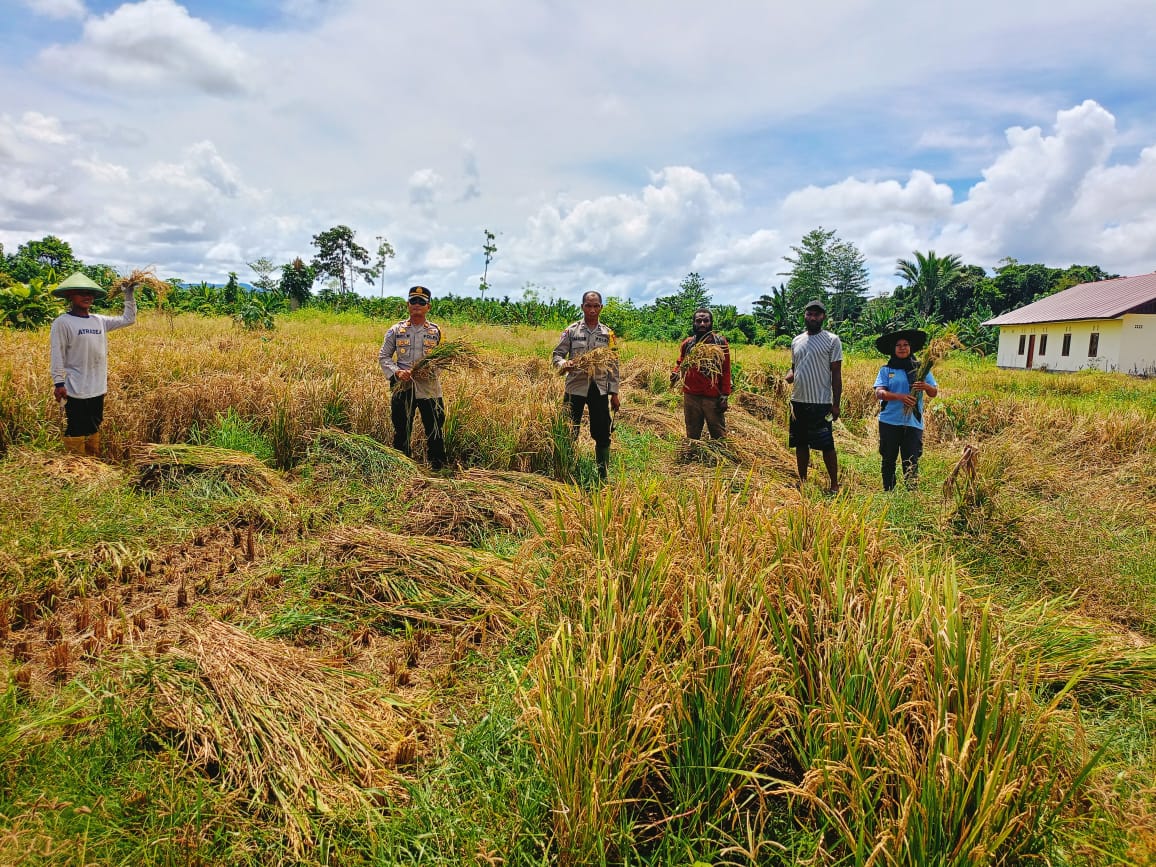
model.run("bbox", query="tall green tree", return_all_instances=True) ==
[4,235,81,283]
[752,284,792,337]
[310,225,371,294]
[479,229,497,299]
[247,257,280,294]
[781,227,868,322]
[280,258,315,308]
[370,236,396,297]
[894,250,967,318]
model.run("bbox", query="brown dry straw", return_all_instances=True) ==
[322,526,530,627]
[133,443,290,496]
[569,346,618,377]
[142,620,405,854]
[399,469,563,539]
[677,340,726,381]
[108,267,172,303]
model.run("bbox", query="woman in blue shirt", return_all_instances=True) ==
[873,330,938,491]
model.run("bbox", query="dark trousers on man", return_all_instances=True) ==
[391,390,446,469]
[878,421,923,491]
[63,394,104,437]
[567,382,612,479]
[683,393,726,439]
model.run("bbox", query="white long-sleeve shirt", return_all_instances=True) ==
[49,290,136,399]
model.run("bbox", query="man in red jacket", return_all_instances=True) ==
[671,308,732,440]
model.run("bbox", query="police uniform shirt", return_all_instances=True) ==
[552,320,620,396]
[378,319,443,399]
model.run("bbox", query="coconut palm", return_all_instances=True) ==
[895,251,966,318]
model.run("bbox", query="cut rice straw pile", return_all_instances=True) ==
[142,620,406,855]
[322,526,531,627]
[133,443,291,496]
[400,468,563,539]
[396,340,482,391]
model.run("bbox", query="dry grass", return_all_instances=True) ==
[570,346,618,378]
[399,469,563,540]
[676,340,726,380]
[395,339,483,392]
[133,443,291,497]
[108,267,172,303]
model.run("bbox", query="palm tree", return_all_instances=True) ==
[895,251,966,318]
[752,284,792,337]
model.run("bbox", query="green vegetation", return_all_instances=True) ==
[1,310,1154,865]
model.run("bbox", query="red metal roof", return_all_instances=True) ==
[982,272,1156,326]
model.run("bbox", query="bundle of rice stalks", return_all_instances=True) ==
[910,332,965,421]
[396,340,482,391]
[677,340,726,380]
[133,443,290,497]
[733,390,782,422]
[569,346,618,378]
[141,621,406,854]
[399,469,561,540]
[305,427,418,485]
[109,267,173,304]
[322,527,530,626]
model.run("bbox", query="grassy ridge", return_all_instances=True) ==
[1,310,1154,864]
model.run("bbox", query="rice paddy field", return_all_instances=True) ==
[1,309,1154,866]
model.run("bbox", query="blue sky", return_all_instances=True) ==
[3,0,1156,309]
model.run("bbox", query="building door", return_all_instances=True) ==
[1026,334,1036,368]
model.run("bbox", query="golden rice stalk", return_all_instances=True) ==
[142,621,405,854]
[913,332,965,382]
[399,469,562,539]
[397,340,482,391]
[109,267,173,303]
[322,526,529,626]
[678,341,726,380]
[569,346,618,378]
[943,443,980,502]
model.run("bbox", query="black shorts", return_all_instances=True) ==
[788,402,835,451]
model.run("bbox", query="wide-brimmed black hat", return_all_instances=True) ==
[875,329,927,356]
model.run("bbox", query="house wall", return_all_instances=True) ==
[994,319,1124,372]
[1118,313,1156,375]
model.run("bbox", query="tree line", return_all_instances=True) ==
[0,227,1117,356]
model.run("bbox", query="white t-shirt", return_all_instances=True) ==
[790,329,843,404]
[49,292,136,399]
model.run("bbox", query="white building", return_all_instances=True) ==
[983,273,1156,375]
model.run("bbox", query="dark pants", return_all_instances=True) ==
[683,393,726,440]
[566,383,612,448]
[879,422,923,490]
[391,389,446,469]
[64,395,104,437]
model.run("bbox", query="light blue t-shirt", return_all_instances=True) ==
[874,366,937,429]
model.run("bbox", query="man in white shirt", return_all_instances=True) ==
[785,299,842,493]
[49,272,136,457]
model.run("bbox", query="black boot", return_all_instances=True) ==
[595,446,610,482]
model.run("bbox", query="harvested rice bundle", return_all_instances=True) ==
[142,621,405,854]
[399,469,562,539]
[396,340,482,391]
[133,443,290,496]
[909,333,964,421]
[322,526,529,626]
[108,267,173,303]
[305,427,418,484]
[677,341,726,380]
[568,345,618,378]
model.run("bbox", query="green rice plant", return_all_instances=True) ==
[189,407,274,463]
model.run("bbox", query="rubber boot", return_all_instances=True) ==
[595,445,610,482]
[85,432,101,458]
[63,436,87,456]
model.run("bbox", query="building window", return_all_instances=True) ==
[1039,335,1047,356]
[1062,334,1071,356]
[1018,334,1026,355]
[1088,332,1099,356]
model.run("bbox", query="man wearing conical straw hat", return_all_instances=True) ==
[49,271,136,457]
[553,290,620,482]
[671,308,732,440]
[872,329,938,491]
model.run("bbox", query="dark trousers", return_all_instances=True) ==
[391,390,446,469]
[64,395,104,437]
[879,421,923,490]
[567,383,611,448]
[683,393,726,439]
